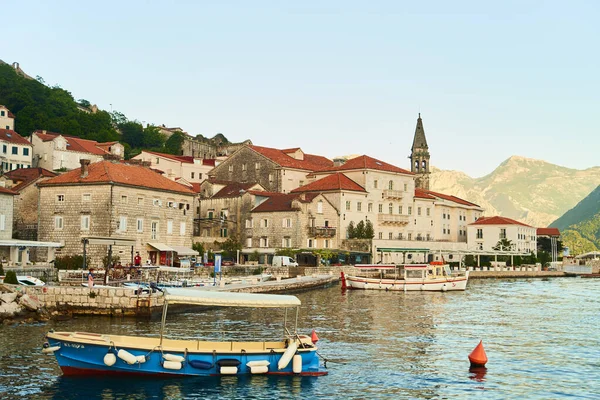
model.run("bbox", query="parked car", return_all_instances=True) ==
[221,258,235,266]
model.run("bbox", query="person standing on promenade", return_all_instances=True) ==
[87,268,94,288]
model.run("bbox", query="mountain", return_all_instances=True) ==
[550,185,600,252]
[430,156,600,228]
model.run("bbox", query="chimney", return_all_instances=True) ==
[80,159,91,178]
[333,158,347,167]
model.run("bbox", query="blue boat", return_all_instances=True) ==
[43,289,327,377]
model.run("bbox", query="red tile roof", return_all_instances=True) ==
[190,183,201,193]
[0,187,18,196]
[141,150,196,164]
[33,131,113,155]
[311,155,413,175]
[249,145,333,171]
[470,216,532,227]
[291,173,366,193]
[252,193,318,213]
[0,129,31,146]
[7,111,15,118]
[38,161,196,195]
[212,183,261,199]
[537,227,560,237]
[414,188,436,200]
[4,168,58,192]
[422,189,481,207]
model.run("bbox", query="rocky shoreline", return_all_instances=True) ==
[0,284,53,324]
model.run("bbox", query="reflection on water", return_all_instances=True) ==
[1,278,599,399]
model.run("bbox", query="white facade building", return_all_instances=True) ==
[467,216,537,253]
[0,105,15,130]
[0,129,33,172]
[132,150,215,184]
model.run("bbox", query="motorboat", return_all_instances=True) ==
[43,289,327,377]
[342,262,469,292]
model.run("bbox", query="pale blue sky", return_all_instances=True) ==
[3,1,599,177]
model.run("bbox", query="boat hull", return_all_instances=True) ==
[46,332,327,377]
[344,274,469,291]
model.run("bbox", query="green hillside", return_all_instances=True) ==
[550,185,600,252]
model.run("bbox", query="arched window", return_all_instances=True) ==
[388,180,393,190]
[414,161,419,171]
[422,160,427,170]
[389,203,393,214]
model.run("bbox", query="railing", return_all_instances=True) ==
[383,189,404,199]
[308,227,336,238]
[377,214,409,224]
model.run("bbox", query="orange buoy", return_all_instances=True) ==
[468,340,488,367]
[311,329,319,344]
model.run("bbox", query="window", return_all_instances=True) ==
[368,203,373,212]
[307,239,314,248]
[245,219,253,228]
[388,180,393,190]
[57,194,65,202]
[0,215,5,231]
[389,203,393,214]
[121,195,128,203]
[11,146,17,155]
[220,228,228,237]
[156,158,160,164]
[404,183,408,191]
[443,228,446,234]
[153,199,161,207]
[408,206,412,215]
[283,237,291,248]
[138,197,144,205]
[81,215,90,230]
[408,233,412,240]
[378,232,383,239]
[324,239,329,248]
[315,201,323,214]
[23,148,29,156]
[357,202,362,212]
[151,221,159,240]
[207,210,214,219]
[0,111,4,116]
[191,172,195,179]
[426,208,430,216]
[119,216,128,232]
[262,219,269,228]
[167,220,173,235]
[228,165,233,172]
[137,218,144,232]
[427,233,431,240]
[418,207,422,216]
[55,216,64,229]
[477,229,483,239]
[389,232,393,239]
[268,174,273,183]
[260,237,269,248]
[443,213,446,219]
[500,228,506,239]
[1,145,5,154]
[82,193,91,201]
[255,162,260,170]
[246,237,253,247]
[283,218,292,228]
[345,201,351,211]
[378,204,383,213]
[399,206,403,214]
[374,180,378,189]
[242,163,247,171]
[299,180,304,187]
[180,222,186,235]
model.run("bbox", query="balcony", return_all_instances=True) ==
[378,214,409,225]
[383,189,403,199]
[308,226,336,238]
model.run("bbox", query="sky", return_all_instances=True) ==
[3,1,599,177]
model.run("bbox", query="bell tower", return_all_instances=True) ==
[410,113,430,190]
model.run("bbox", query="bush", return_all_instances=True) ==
[55,255,90,270]
[3,270,18,284]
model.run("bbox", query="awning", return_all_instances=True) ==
[164,288,301,308]
[83,236,136,246]
[169,246,199,256]
[147,242,176,252]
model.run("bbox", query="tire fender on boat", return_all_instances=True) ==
[278,342,298,370]
[117,349,138,365]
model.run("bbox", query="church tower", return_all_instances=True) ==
[410,113,430,190]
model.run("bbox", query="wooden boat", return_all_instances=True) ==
[342,262,469,292]
[43,289,327,377]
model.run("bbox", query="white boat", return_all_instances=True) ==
[342,263,469,292]
[43,289,327,377]
[0,275,46,286]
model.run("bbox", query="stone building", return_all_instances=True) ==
[410,113,431,190]
[37,160,196,267]
[0,105,15,130]
[0,128,33,172]
[209,144,333,193]
[0,167,57,240]
[31,130,124,171]
[131,150,216,184]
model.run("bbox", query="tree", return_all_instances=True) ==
[355,221,366,239]
[192,242,205,256]
[119,121,145,148]
[364,220,375,239]
[493,238,514,251]
[78,99,91,108]
[347,221,355,239]
[164,132,185,155]
[143,125,166,149]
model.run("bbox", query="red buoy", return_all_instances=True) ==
[468,340,488,367]
[311,329,319,344]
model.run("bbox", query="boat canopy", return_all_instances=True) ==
[164,288,301,308]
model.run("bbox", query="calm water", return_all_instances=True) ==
[1,278,599,399]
